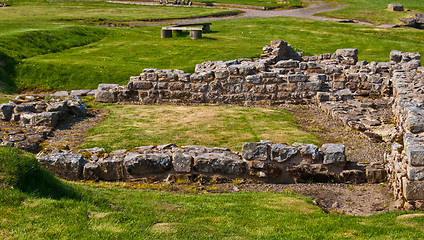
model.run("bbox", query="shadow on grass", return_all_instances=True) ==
[0,146,82,201]
[0,51,17,93]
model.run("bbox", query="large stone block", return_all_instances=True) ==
[97,157,124,180]
[403,178,424,200]
[320,143,346,165]
[0,103,14,121]
[193,153,246,175]
[82,161,101,180]
[242,142,270,161]
[38,152,85,180]
[172,152,193,173]
[67,96,87,116]
[388,3,403,11]
[271,143,298,163]
[20,112,59,127]
[124,153,172,176]
[95,90,117,103]
[292,142,319,162]
[405,144,424,166]
[407,166,424,181]
[247,161,281,179]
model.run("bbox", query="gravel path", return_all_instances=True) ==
[107,0,398,28]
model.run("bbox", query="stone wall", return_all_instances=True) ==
[38,141,379,183]
[387,66,424,210]
[95,40,395,105]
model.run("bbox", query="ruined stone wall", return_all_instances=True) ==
[38,141,366,184]
[388,64,424,210]
[95,40,393,105]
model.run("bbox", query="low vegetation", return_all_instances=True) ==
[195,0,302,8]
[80,104,320,152]
[315,0,424,25]
[1,146,424,239]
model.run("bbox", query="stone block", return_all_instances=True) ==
[124,153,172,176]
[271,143,298,163]
[82,161,101,180]
[97,157,124,180]
[46,100,68,116]
[95,90,117,103]
[275,59,299,68]
[37,152,85,180]
[67,96,87,116]
[408,166,424,181]
[98,84,120,91]
[403,178,424,200]
[242,142,270,161]
[247,161,281,179]
[50,91,69,98]
[292,142,319,162]
[20,112,59,127]
[405,144,424,166]
[320,143,346,164]
[129,80,153,90]
[193,153,246,175]
[0,103,14,121]
[172,152,193,173]
[388,3,404,11]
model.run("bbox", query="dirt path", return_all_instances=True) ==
[107,0,397,28]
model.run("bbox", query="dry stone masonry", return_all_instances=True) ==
[91,40,424,209]
[0,95,88,152]
[37,141,359,184]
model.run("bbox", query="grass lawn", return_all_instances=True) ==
[195,0,302,8]
[79,104,320,152]
[0,0,240,22]
[314,0,424,25]
[1,146,424,239]
[4,17,423,91]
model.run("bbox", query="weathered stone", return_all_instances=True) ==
[287,164,335,183]
[172,152,193,172]
[247,161,281,179]
[242,142,270,161]
[292,142,319,162]
[405,144,424,166]
[0,103,14,121]
[37,152,85,180]
[321,143,346,165]
[124,153,172,176]
[70,90,91,96]
[50,91,69,98]
[407,166,424,181]
[66,96,87,116]
[366,166,387,183]
[46,100,68,115]
[339,170,366,183]
[97,157,124,180]
[193,153,246,175]
[403,178,424,200]
[98,84,120,91]
[95,90,117,103]
[20,112,59,127]
[15,140,40,153]
[82,161,101,180]
[275,59,299,68]
[78,147,107,162]
[388,3,404,11]
[271,143,298,163]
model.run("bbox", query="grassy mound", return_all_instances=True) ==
[0,146,79,205]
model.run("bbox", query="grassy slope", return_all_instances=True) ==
[14,17,424,91]
[79,105,320,152]
[1,146,424,239]
[1,0,239,21]
[314,0,424,25]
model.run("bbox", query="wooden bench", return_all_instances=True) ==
[161,26,203,39]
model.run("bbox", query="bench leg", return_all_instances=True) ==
[161,29,172,38]
[190,30,202,39]
[203,25,210,33]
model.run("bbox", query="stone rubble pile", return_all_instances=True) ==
[37,141,383,183]
[0,95,87,152]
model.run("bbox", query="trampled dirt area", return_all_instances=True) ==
[44,103,394,216]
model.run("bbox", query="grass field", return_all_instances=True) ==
[79,105,320,152]
[315,0,424,25]
[1,146,424,239]
[0,0,423,92]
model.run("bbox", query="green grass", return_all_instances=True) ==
[4,17,423,91]
[0,0,239,22]
[79,104,320,152]
[314,0,424,25]
[1,146,424,239]
[196,0,302,8]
